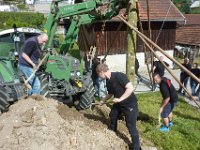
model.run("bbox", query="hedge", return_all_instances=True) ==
[0,12,45,29]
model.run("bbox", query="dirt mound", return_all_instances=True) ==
[0,96,128,150]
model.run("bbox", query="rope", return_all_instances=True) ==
[146,0,156,91]
[154,1,173,45]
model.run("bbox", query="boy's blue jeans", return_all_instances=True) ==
[190,80,198,96]
[18,64,41,95]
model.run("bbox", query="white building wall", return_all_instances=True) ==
[99,50,174,73]
[25,0,35,5]
[0,5,18,12]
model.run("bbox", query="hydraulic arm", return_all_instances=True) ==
[44,0,126,54]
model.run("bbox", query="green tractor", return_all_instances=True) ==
[0,26,42,112]
[0,0,127,112]
[39,0,126,109]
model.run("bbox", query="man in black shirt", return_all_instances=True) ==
[96,63,140,150]
[153,56,169,77]
[153,73,178,132]
[18,33,48,95]
[190,63,200,96]
[178,57,192,95]
[135,58,142,84]
[152,56,169,91]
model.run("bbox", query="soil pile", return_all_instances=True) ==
[0,96,127,150]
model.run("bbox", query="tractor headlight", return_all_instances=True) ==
[14,79,20,83]
[76,72,80,76]
[14,51,18,56]
[70,72,75,76]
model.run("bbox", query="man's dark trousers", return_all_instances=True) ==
[179,73,189,92]
[109,104,140,150]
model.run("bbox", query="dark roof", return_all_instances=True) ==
[176,14,200,46]
[110,0,184,22]
[176,26,200,46]
[138,0,185,21]
[179,14,200,26]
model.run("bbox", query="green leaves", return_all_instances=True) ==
[172,0,192,14]
[0,12,45,29]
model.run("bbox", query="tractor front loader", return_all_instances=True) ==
[39,0,127,109]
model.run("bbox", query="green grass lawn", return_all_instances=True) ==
[136,92,200,150]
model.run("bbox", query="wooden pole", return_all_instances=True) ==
[126,0,137,84]
[118,15,200,108]
[146,0,152,40]
[118,15,200,85]
[146,0,154,91]
[136,1,153,89]
[137,33,200,108]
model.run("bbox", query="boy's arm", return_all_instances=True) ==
[160,97,170,113]
[100,94,113,104]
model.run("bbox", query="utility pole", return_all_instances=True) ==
[126,0,137,84]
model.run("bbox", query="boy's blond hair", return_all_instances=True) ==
[96,63,109,73]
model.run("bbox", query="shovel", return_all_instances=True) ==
[91,99,113,106]
[23,53,49,89]
[156,113,161,129]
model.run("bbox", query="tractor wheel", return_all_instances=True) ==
[78,78,95,109]
[0,86,9,112]
[38,73,49,97]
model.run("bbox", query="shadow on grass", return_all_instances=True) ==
[174,111,200,122]
[137,111,156,124]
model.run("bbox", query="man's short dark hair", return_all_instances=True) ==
[194,63,198,67]
[153,73,160,78]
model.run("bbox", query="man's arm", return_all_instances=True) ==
[152,66,156,73]
[152,59,157,73]
[164,61,170,67]
[100,94,113,104]
[113,82,134,103]
[22,52,36,68]
[160,97,170,113]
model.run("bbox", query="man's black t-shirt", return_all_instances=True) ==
[91,58,100,80]
[106,72,137,106]
[160,77,178,103]
[19,36,41,67]
[191,68,200,78]
[190,68,200,83]
[154,61,169,77]
[181,63,192,77]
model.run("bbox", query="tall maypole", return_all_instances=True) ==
[126,0,138,84]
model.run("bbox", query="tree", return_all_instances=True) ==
[173,0,192,14]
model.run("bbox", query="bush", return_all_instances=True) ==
[0,12,45,29]
[16,4,27,10]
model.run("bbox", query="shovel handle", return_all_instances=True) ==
[24,53,49,84]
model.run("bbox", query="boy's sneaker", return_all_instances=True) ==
[160,126,169,132]
[169,121,173,127]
